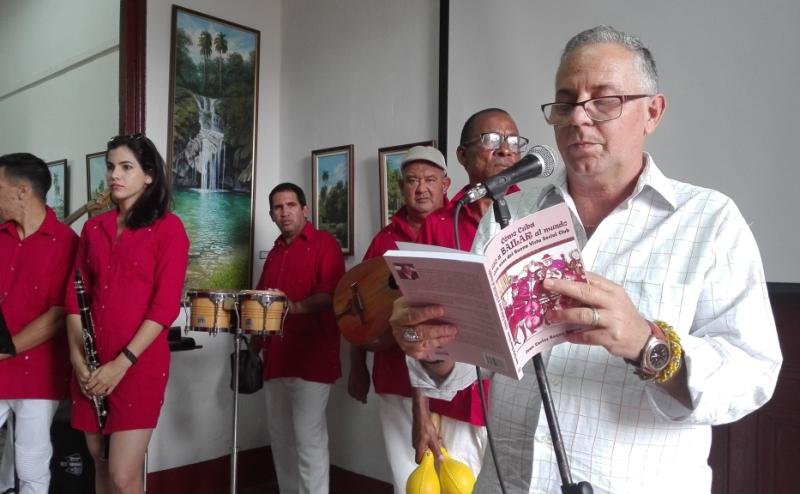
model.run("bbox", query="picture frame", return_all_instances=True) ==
[85,152,112,217]
[378,140,436,227]
[166,6,260,289]
[46,159,68,220]
[312,144,354,256]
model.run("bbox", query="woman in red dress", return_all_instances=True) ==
[65,134,189,494]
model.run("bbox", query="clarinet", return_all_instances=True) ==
[74,270,108,431]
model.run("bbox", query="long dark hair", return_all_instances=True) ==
[106,134,171,229]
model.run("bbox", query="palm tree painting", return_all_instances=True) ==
[312,145,354,255]
[168,7,260,289]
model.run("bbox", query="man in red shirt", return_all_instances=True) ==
[413,108,527,476]
[347,146,450,492]
[0,153,78,494]
[256,182,345,494]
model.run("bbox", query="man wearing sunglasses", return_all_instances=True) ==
[392,26,782,493]
[408,108,529,478]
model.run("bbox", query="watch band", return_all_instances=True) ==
[653,321,683,384]
[626,320,683,383]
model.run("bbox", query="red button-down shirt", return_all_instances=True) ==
[257,222,345,384]
[363,207,417,397]
[65,209,189,432]
[417,185,519,425]
[0,208,78,399]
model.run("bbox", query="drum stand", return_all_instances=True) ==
[230,328,243,494]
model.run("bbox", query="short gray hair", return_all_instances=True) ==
[561,25,658,93]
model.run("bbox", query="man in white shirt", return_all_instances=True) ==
[389,25,782,493]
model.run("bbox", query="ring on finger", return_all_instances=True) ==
[402,326,422,343]
[590,307,600,327]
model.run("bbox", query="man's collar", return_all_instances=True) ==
[0,206,60,238]
[541,152,676,211]
[275,220,314,246]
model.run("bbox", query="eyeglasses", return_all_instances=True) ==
[461,133,529,153]
[540,94,652,126]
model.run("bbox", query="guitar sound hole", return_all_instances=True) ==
[387,275,398,290]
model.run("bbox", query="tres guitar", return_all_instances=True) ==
[334,257,401,351]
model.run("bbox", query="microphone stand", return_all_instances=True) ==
[492,196,593,494]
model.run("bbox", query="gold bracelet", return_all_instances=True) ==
[652,320,683,384]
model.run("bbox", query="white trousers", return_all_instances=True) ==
[438,415,487,480]
[0,415,14,492]
[377,394,415,494]
[378,394,487,493]
[0,400,59,494]
[265,378,331,494]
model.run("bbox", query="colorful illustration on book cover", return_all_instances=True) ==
[497,247,586,348]
[392,262,420,281]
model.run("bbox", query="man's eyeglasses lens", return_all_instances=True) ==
[541,95,651,126]
[469,133,529,152]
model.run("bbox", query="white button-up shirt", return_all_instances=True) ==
[408,154,782,493]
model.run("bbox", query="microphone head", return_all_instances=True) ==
[528,144,557,177]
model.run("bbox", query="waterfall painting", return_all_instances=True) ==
[46,159,68,220]
[167,7,259,290]
[312,145,354,256]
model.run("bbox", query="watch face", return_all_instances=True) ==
[647,342,671,371]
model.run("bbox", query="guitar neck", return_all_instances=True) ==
[64,204,89,226]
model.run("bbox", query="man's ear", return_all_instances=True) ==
[644,93,666,136]
[456,145,469,171]
[442,176,452,193]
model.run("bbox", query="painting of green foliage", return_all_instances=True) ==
[167,7,259,290]
[312,145,354,256]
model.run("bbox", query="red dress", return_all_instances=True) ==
[65,209,189,433]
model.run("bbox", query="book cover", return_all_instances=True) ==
[384,202,586,379]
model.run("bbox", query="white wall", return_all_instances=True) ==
[449,0,800,283]
[279,0,439,480]
[145,0,282,473]
[0,0,119,233]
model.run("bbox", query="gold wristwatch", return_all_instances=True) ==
[627,320,682,383]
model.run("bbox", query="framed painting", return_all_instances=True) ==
[378,140,436,226]
[85,152,112,217]
[312,145,354,256]
[46,159,68,220]
[166,6,260,289]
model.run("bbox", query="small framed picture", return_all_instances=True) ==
[311,144,354,256]
[378,140,435,226]
[85,151,112,217]
[46,159,68,220]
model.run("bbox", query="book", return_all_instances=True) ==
[383,202,587,379]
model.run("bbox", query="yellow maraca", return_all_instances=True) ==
[439,447,476,494]
[406,449,440,494]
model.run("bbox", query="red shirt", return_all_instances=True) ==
[65,209,189,432]
[418,185,519,425]
[257,222,345,384]
[0,208,77,399]
[363,207,417,397]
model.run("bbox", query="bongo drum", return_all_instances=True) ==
[236,289,288,335]
[185,289,238,333]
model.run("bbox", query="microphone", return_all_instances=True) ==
[458,144,557,205]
